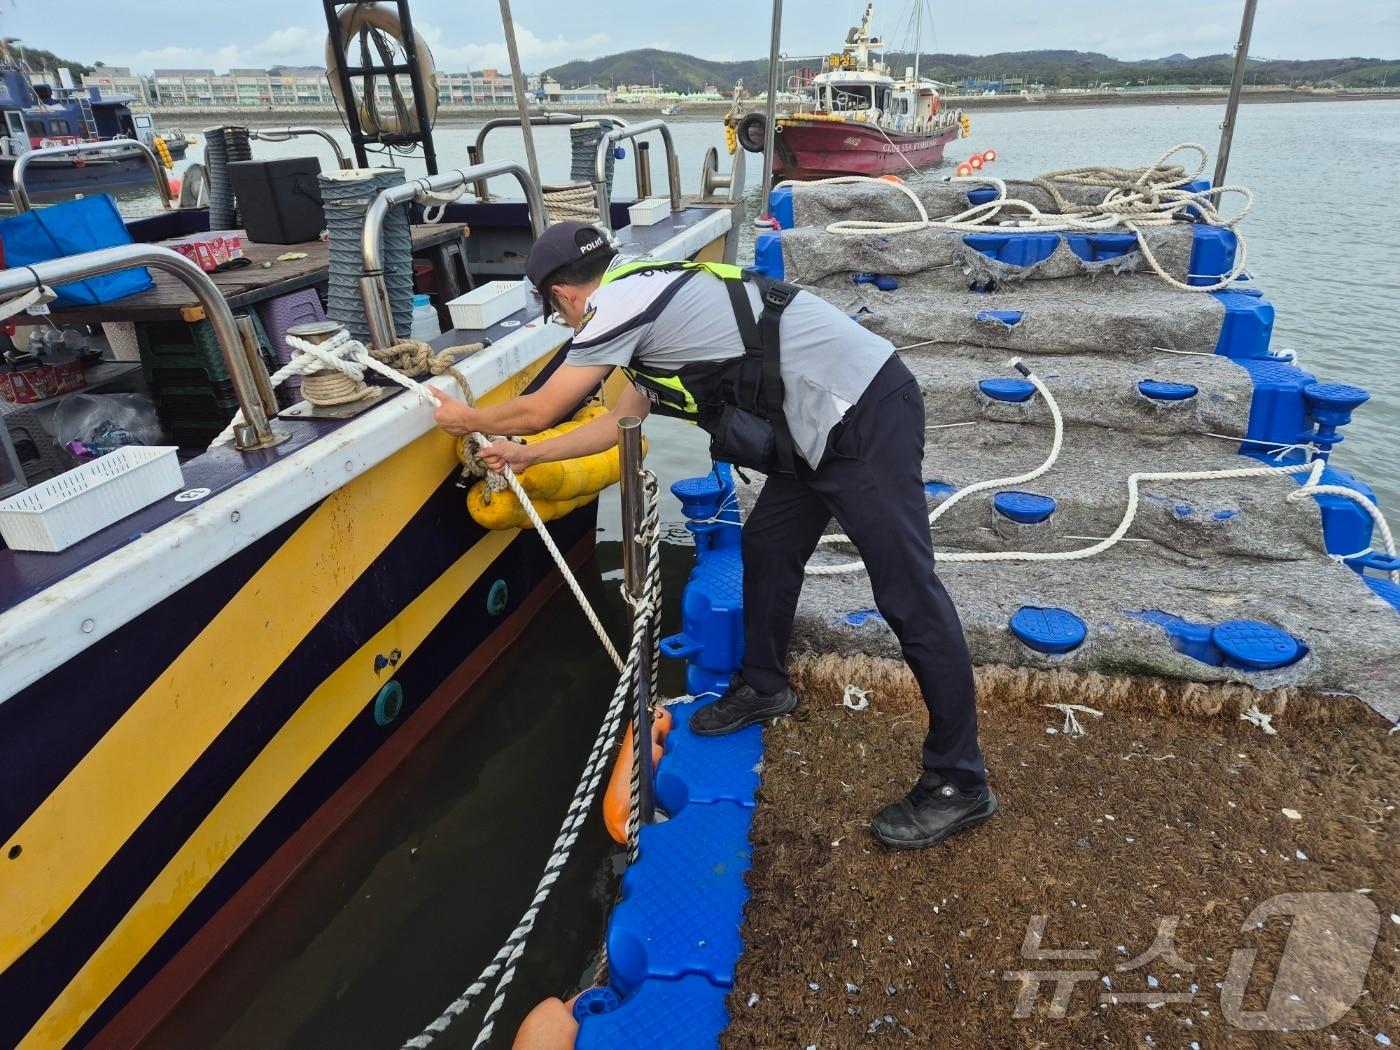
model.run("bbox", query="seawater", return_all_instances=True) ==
[139,101,1399,1048]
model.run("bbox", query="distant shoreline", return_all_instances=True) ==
[142,87,1399,128]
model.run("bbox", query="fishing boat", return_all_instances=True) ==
[0,54,188,199]
[728,3,966,181]
[0,1,747,1045]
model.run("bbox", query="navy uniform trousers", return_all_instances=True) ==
[738,354,988,792]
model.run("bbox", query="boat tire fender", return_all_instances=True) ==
[736,112,767,154]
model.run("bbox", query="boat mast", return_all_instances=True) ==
[1213,0,1257,188]
[498,0,542,193]
[759,0,783,198]
[913,2,921,81]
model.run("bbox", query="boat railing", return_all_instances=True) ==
[592,120,681,235]
[358,161,547,349]
[467,113,628,200]
[247,126,354,169]
[10,139,173,213]
[0,244,280,449]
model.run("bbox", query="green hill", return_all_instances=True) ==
[545,48,1399,92]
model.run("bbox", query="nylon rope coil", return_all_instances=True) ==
[783,143,1255,293]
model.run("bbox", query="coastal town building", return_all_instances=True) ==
[84,65,615,109]
[79,66,151,101]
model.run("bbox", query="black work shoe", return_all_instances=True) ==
[871,775,997,850]
[689,677,797,736]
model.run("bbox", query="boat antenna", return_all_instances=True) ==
[1213,0,1257,188]
[498,0,543,193]
[758,0,784,206]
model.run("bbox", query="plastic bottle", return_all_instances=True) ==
[410,293,441,341]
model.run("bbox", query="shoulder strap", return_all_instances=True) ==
[752,275,799,476]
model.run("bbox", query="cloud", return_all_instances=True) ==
[122,26,323,70]
[416,22,613,72]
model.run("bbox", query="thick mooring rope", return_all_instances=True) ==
[786,143,1254,292]
[543,183,602,223]
[402,473,664,1050]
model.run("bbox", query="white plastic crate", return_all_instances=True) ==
[447,281,529,331]
[0,446,183,553]
[627,198,672,227]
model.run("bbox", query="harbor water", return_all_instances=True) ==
[133,100,1398,1047]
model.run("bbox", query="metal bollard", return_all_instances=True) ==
[618,416,656,831]
[635,140,653,199]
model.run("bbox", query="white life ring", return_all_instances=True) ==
[325,1,439,136]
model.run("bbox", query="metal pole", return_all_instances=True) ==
[759,0,784,207]
[0,244,280,450]
[635,140,653,198]
[1213,0,1258,189]
[618,416,655,830]
[498,0,543,194]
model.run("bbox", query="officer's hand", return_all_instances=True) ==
[425,387,476,436]
[478,439,533,473]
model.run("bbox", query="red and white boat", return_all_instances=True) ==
[730,4,969,181]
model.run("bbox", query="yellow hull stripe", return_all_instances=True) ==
[21,527,519,1049]
[0,352,555,977]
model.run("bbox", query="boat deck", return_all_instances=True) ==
[0,205,732,689]
[46,223,469,324]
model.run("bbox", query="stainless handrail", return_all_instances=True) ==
[468,113,630,200]
[468,113,582,200]
[248,126,353,169]
[358,162,547,348]
[0,245,280,449]
[10,140,173,213]
[593,119,681,234]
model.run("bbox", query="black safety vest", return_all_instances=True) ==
[595,259,800,475]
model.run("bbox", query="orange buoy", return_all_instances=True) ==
[968,154,984,170]
[512,993,581,1050]
[168,177,182,197]
[955,162,973,177]
[603,706,673,844]
[878,173,904,184]
[982,148,998,162]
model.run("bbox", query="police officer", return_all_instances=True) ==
[427,222,994,850]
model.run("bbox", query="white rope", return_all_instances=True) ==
[1285,479,1399,584]
[211,328,629,667]
[543,183,602,223]
[807,364,1398,578]
[1045,703,1103,737]
[812,358,1062,571]
[404,475,664,1050]
[790,143,1254,292]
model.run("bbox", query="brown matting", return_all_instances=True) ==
[725,657,1399,1049]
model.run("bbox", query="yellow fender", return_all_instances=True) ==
[464,404,645,530]
[468,486,600,531]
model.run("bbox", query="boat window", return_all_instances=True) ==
[49,119,71,136]
[25,119,43,137]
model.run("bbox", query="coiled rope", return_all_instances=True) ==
[786,143,1254,292]
[807,361,1399,580]
[403,472,663,1050]
[543,183,602,223]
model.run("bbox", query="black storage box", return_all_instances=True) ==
[227,157,325,244]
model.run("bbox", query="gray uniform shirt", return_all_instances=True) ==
[564,267,894,468]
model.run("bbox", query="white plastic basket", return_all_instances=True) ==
[101,321,141,362]
[447,281,529,331]
[0,446,184,553]
[627,197,672,227]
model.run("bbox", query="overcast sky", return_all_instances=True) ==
[1,0,1395,73]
